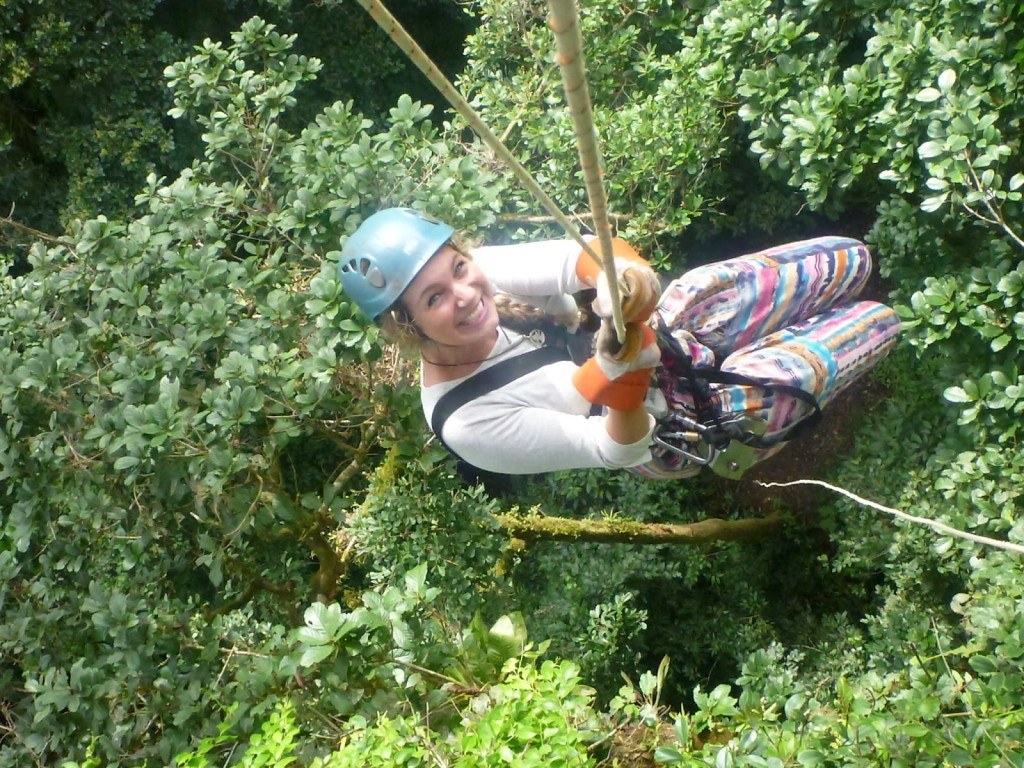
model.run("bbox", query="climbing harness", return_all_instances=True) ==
[651,319,822,480]
[430,320,821,480]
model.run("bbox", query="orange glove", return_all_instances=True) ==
[572,321,661,411]
[575,238,660,323]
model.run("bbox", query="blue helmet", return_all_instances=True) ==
[338,208,455,320]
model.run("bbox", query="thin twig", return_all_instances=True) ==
[1,207,75,248]
[962,155,1024,250]
[394,659,481,695]
[497,211,634,225]
[757,479,1024,556]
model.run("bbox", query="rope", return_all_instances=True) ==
[545,0,626,341]
[758,479,1024,556]
[354,0,628,343]
[352,3,604,280]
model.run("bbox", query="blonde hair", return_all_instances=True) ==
[378,239,581,354]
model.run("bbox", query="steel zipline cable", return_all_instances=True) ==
[352,0,627,342]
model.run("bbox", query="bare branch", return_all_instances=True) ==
[0,208,75,248]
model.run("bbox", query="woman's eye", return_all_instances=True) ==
[454,260,465,276]
[427,293,441,308]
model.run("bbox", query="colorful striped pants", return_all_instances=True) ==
[630,237,901,480]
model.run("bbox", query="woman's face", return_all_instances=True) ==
[401,244,499,355]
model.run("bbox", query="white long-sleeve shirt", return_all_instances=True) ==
[420,239,655,474]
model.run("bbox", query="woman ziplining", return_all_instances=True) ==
[342,0,901,479]
[330,0,1024,563]
[338,209,901,478]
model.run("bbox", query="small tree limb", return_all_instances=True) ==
[1,208,75,248]
[496,211,635,226]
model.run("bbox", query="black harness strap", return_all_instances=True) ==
[690,368,821,448]
[430,345,572,455]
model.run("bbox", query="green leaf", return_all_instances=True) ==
[654,745,685,764]
[991,334,1012,352]
[996,271,1023,295]
[921,193,949,212]
[298,644,334,667]
[403,562,429,595]
[304,602,343,638]
[674,715,690,746]
[969,654,1000,674]
[944,387,973,403]
[947,748,975,766]
[784,693,807,721]
[489,612,528,659]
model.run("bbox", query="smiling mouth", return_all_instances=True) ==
[459,298,486,327]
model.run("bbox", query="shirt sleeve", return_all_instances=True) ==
[425,361,655,475]
[471,239,592,298]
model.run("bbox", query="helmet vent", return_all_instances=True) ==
[365,265,386,288]
[340,257,386,288]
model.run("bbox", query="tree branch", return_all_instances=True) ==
[495,510,781,545]
[0,208,75,248]
[332,421,381,493]
[496,211,634,226]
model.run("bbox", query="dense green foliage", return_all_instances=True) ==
[1,0,1022,766]
[0,0,471,255]
[0,16,502,763]
[1,0,183,233]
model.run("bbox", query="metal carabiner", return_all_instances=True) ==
[651,429,716,465]
[659,411,709,435]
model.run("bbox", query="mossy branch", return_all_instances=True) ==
[495,510,782,545]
